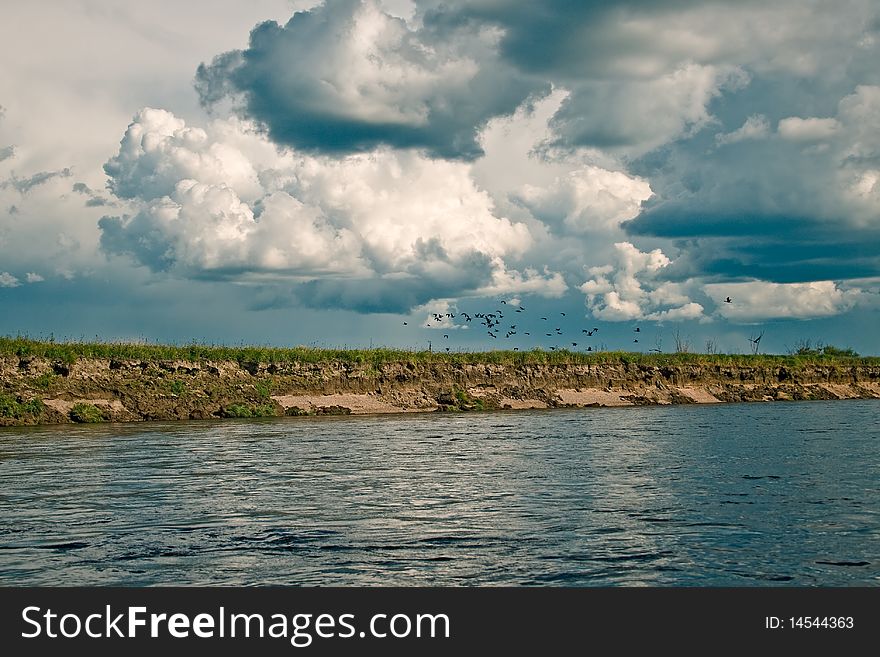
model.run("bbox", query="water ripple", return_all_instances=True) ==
[1,400,878,586]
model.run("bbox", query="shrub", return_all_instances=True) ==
[33,372,56,389]
[221,403,278,418]
[70,403,104,423]
[0,394,44,419]
[254,381,273,399]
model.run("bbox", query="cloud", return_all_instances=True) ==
[0,272,20,287]
[705,280,863,320]
[550,63,747,157]
[104,108,269,202]
[777,116,841,142]
[626,82,880,282]
[72,181,115,207]
[1,167,72,193]
[515,165,652,234]
[579,241,703,321]
[0,145,14,162]
[715,114,770,146]
[195,0,541,159]
[25,272,44,283]
[99,109,553,312]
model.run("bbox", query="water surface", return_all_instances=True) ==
[1,401,878,585]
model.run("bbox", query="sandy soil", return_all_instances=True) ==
[556,389,633,406]
[272,393,420,414]
[678,387,723,403]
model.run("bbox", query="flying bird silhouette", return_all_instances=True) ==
[724,297,732,303]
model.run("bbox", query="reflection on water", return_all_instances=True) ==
[1,400,878,586]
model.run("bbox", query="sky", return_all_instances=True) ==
[1,0,879,355]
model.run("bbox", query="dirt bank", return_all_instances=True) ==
[1,354,878,426]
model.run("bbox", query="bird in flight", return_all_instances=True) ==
[560,312,566,316]
[443,334,449,339]
[634,327,640,332]
[724,297,732,303]
[403,322,408,325]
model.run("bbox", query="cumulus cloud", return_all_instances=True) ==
[195,0,540,159]
[0,272,21,287]
[99,109,553,312]
[515,165,652,234]
[104,108,269,202]
[579,242,703,321]
[24,272,44,283]
[550,64,748,157]
[705,280,863,320]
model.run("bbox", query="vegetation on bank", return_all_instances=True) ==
[2,335,877,369]
[0,393,44,420]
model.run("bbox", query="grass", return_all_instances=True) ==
[221,403,278,419]
[1,335,877,369]
[69,403,104,423]
[0,393,44,419]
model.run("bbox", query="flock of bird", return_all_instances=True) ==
[402,295,736,352]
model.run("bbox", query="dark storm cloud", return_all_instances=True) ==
[292,259,494,314]
[655,228,880,286]
[423,0,710,78]
[195,0,544,159]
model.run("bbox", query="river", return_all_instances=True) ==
[1,400,877,586]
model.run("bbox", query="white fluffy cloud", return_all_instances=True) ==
[579,242,704,321]
[104,108,272,202]
[516,165,652,234]
[0,272,20,287]
[99,109,557,310]
[705,280,863,320]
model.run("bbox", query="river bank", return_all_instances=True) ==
[1,338,878,425]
